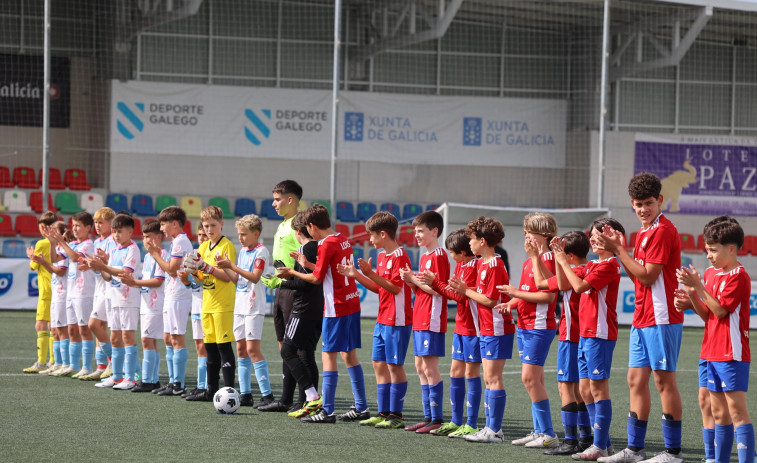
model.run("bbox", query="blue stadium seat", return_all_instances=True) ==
[336,201,359,223]
[368,248,380,263]
[426,203,440,211]
[405,248,419,270]
[106,193,128,213]
[136,241,148,259]
[380,202,401,218]
[260,200,279,219]
[352,247,364,261]
[234,198,256,217]
[402,203,423,220]
[356,202,377,222]
[3,239,27,258]
[131,194,156,216]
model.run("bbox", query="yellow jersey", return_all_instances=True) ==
[29,238,52,300]
[198,236,237,313]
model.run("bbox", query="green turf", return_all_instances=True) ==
[0,311,753,462]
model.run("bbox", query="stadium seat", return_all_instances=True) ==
[15,214,39,237]
[351,224,369,245]
[30,192,57,213]
[132,218,143,239]
[3,190,32,213]
[356,202,377,222]
[380,202,400,218]
[136,241,148,259]
[180,196,202,219]
[352,247,364,261]
[744,235,757,256]
[13,166,39,188]
[155,195,178,212]
[183,220,197,242]
[0,215,15,236]
[54,192,83,214]
[209,197,234,219]
[398,225,416,246]
[336,201,359,223]
[40,168,66,190]
[106,193,128,212]
[3,238,27,258]
[335,223,350,239]
[405,248,419,270]
[234,198,256,217]
[368,247,380,263]
[259,200,279,219]
[0,167,13,188]
[311,200,332,217]
[131,194,157,216]
[64,168,91,190]
[402,203,423,220]
[426,204,440,211]
[80,192,104,214]
[679,233,698,253]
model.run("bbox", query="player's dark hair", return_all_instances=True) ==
[53,221,67,235]
[445,229,473,256]
[561,231,591,258]
[272,180,303,200]
[142,219,163,237]
[366,211,399,240]
[71,211,94,228]
[38,210,58,226]
[465,216,505,246]
[303,204,330,230]
[628,173,662,200]
[157,206,187,227]
[291,211,312,239]
[112,213,134,231]
[412,211,444,237]
[703,216,744,249]
[591,217,626,237]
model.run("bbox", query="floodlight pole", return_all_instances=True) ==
[41,0,51,212]
[597,0,610,209]
[329,0,342,223]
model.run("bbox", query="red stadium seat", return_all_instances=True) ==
[40,168,66,190]
[0,167,13,188]
[15,214,40,237]
[351,224,369,245]
[30,192,57,213]
[64,168,91,191]
[132,218,143,240]
[0,214,15,236]
[335,223,350,238]
[679,233,698,253]
[183,220,197,242]
[398,225,416,246]
[13,166,39,188]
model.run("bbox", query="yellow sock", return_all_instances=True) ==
[37,331,51,364]
[49,334,55,364]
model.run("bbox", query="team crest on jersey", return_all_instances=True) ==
[719,281,726,293]
[480,269,487,280]
[387,259,393,269]
[425,260,432,270]
[641,237,648,248]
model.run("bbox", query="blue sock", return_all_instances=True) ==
[421,384,431,419]
[53,340,61,364]
[173,347,187,388]
[82,340,94,371]
[377,383,391,414]
[124,345,138,381]
[429,381,444,421]
[578,404,593,438]
[95,344,106,367]
[197,356,207,389]
[111,346,125,380]
[628,414,648,449]
[735,423,755,463]
[347,365,367,411]
[715,423,734,463]
[466,377,481,428]
[702,427,715,460]
[60,339,70,366]
[484,388,490,423]
[322,371,338,415]
[142,349,155,383]
[101,341,112,359]
[562,409,579,441]
[253,360,272,397]
[152,350,160,383]
[531,402,540,433]
[69,342,82,370]
[450,377,465,425]
[389,382,407,414]
[535,399,555,437]
[662,417,682,451]
[594,399,612,450]
[165,346,174,383]
[238,357,252,394]
[489,389,507,433]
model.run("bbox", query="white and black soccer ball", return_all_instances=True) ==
[213,387,241,414]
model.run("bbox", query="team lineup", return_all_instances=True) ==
[23,175,754,463]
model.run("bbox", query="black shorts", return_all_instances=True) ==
[273,288,295,342]
[283,316,322,352]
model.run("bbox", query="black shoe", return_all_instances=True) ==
[182,387,199,398]
[301,409,336,423]
[240,393,254,407]
[258,399,292,412]
[254,394,275,409]
[185,389,212,402]
[337,405,371,422]
[578,437,593,451]
[132,381,160,393]
[171,381,186,396]
[152,383,169,394]
[156,382,176,396]
[544,440,580,455]
[288,401,304,413]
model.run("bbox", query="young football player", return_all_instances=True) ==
[181,222,209,400]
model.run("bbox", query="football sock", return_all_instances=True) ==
[218,342,236,387]
[347,364,367,411]
[561,402,579,441]
[531,402,540,433]
[322,370,338,414]
[389,381,407,414]
[594,399,612,449]
[489,389,507,433]
[95,344,106,368]
[69,342,82,370]
[421,384,431,419]
[377,383,391,415]
[305,386,319,402]
[205,342,220,394]
[735,423,754,463]
[142,349,155,383]
[661,414,682,453]
[197,356,207,389]
[715,423,734,463]
[37,330,50,364]
[627,412,648,450]
[112,346,125,381]
[253,360,272,397]
[466,377,481,428]
[48,332,54,363]
[152,350,161,383]
[238,357,252,394]
[534,399,555,437]
[101,341,112,359]
[429,381,444,421]
[53,340,62,365]
[449,376,465,425]
[586,402,597,437]
[484,388,490,422]
[124,345,138,381]
[303,349,319,391]
[578,402,593,438]
[173,347,188,388]
[702,427,715,460]
[165,345,175,383]
[60,339,70,367]
[82,340,94,371]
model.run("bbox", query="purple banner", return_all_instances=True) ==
[635,136,757,216]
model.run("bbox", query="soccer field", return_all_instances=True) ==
[0,311,753,462]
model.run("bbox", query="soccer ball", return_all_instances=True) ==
[213,387,241,414]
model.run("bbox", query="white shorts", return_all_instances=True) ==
[106,301,118,328]
[66,301,76,326]
[191,317,204,341]
[71,298,93,326]
[51,301,68,328]
[91,294,109,322]
[163,299,191,335]
[141,312,163,340]
[233,313,265,342]
[111,306,139,331]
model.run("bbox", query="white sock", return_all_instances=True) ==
[305,387,319,402]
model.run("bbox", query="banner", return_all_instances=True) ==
[635,133,757,216]
[0,259,42,310]
[0,54,70,128]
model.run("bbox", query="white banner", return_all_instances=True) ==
[0,259,42,310]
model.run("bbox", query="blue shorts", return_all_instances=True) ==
[556,340,579,383]
[698,359,708,388]
[372,323,412,365]
[480,334,514,361]
[516,328,556,366]
[628,324,682,371]
[413,330,445,357]
[578,337,616,380]
[452,333,482,363]
[322,312,362,353]
[707,361,750,392]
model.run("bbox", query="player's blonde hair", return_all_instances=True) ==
[93,207,116,221]
[523,212,558,239]
[236,214,262,233]
[200,205,224,222]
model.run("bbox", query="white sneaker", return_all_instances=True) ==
[72,368,91,379]
[572,444,609,461]
[512,431,540,445]
[639,451,684,463]
[597,447,647,463]
[39,364,62,375]
[526,433,559,448]
[113,379,136,390]
[95,376,117,388]
[464,427,504,443]
[52,366,75,377]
